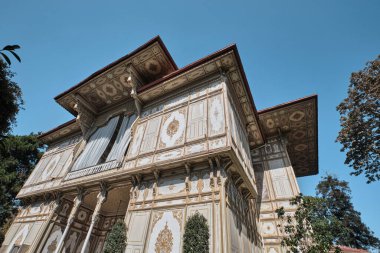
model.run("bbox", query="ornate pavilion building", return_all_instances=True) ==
[1,36,318,253]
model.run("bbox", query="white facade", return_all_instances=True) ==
[1,37,318,253]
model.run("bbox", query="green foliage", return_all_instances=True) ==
[316,175,380,250]
[0,45,21,65]
[276,175,380,253]
[103,219,127,253]
[0,59,23,137]
[183,212,209,253]
[0,134,44,244]
[276,195,341,253]
[337,55,380,183]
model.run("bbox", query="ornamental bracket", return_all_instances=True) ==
[127,65,143,116]
[73,94,96,137]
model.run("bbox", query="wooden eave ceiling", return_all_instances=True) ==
[258,95,319,177]
[55,36,178,115]
[39,119,80,144]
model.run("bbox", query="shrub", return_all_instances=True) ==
[183,212,209,253]
[103,219,127,253]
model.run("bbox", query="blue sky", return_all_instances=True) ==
[2,0,380,238]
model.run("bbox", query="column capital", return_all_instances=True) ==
[98,181,108,201]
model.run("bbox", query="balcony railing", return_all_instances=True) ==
[65,160,121,180]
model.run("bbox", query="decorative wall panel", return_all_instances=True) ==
[146,210,183,253]
[41,225,64,253]
[24,221,43,245]
[268,159,293,198]
[159,108,187,149]
[128,123,146,158]
[208,94,225,137]
[125,211,151,253]
[158,177,186,197]
[187,100,206,141]
[140,116,161,154]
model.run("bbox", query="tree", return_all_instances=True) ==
[316,175,380,250]
[0,45,21,65]
[0,59,23,138]
[103,219,127,253]
[276,175,380,253]
[337,55,380,183]
[0,134,44,244]
[183,212,209,253]
[276,195,341,253]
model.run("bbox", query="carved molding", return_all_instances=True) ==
[185,163,191,193]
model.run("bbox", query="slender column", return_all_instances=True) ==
[218,162,229,253]
[54,189,85,253]
[81,184,107,253]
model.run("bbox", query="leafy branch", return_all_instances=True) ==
[0,45,21,65]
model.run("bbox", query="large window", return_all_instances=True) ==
[71,114,136,172]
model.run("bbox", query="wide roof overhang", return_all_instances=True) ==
[258,95,318,177]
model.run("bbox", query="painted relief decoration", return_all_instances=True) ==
[147,211,182,253]
[159,109,186,149]
[42,225,63,253]
[158,177,186,196]
[208,94,225,136]
[154,223,173,253]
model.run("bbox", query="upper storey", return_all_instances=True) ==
[41,36,266,148]
[31,37,318,192]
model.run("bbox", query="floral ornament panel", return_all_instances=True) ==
[159,109,186,149]
[147,211,182,253]
[155,222,173,253]
[208,94,225,136]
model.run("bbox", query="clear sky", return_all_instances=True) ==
[2,0,380,239]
